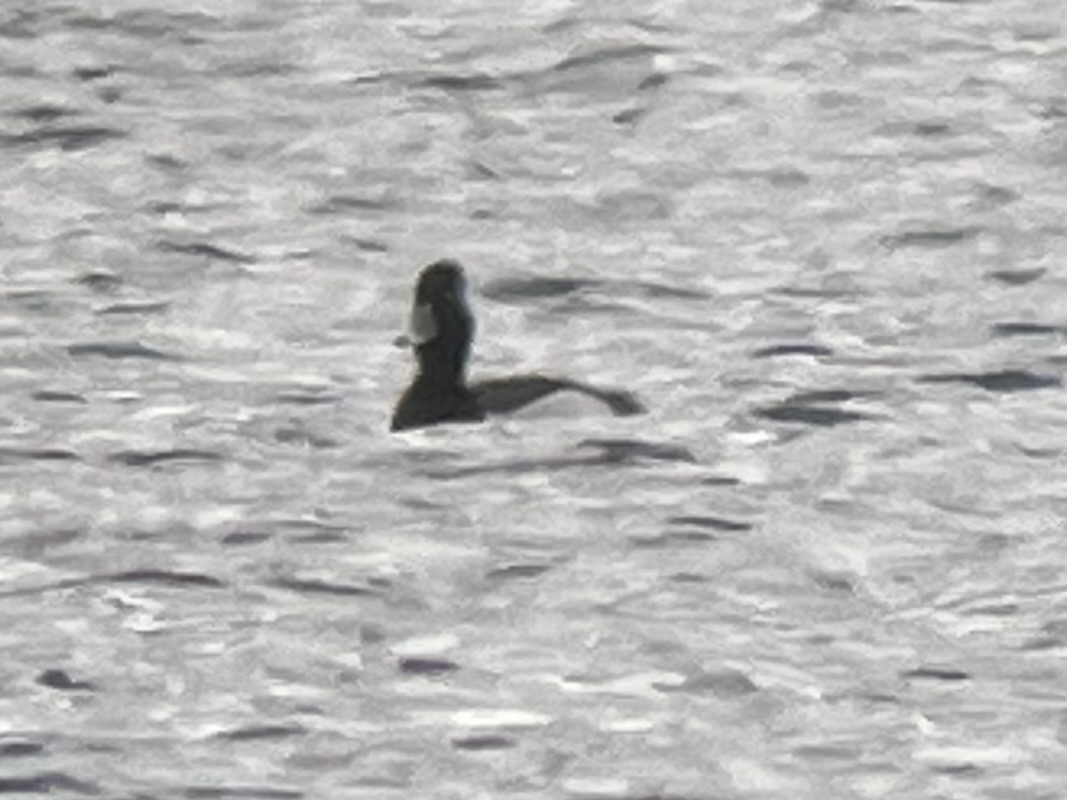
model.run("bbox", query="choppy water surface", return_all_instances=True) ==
[2,0,1067,796]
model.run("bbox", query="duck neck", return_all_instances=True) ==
[415,339,469,390]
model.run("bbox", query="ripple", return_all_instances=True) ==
[95,301,170,316]
[346,237,389,252]
[917,369,1060,392]
[612,108,644,125]
[109,449,221,466]
[274,390,342,406]
[66,9,221,42]
[0,773,100,795]
[631,531,717,547]
[552,43,667,73]
[667,516,753,532]
[986,268,1046,286]
[902,667,971,682]
[971,183,1019,209]
[481,275,708,305]
[0,125,126,151]
[754,392,872,427]
[431,438,690,479]
[220,531,272,546]
[72,271,123,293]
[991,322,1065,337]
[309,195,393,215]
[68,342,177,361]
[35,669,95,692]
[71,65,115,81]
[31,390,87,404]
[399,657,460,676]
[10,105,79,123]
[273,426,338,449]
[0,742,44,758]
[879,227,978,250]
[156,241,255,264]
[268,577,377,598]
[183,787,303,800]
[638,73,669,91]
[482,276,596,300]
[656,669,759,697]
[486,563,552,581]
[789,389,873,404]
[576,438,695,464]
[451,735,515,751]
[420,73,502,91]
[0,447,79,463]
[752,343,833,359]
[755,405,869,427]
[219,725,307,742]
[106,569,226,589]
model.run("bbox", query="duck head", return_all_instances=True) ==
[408,259,474,384]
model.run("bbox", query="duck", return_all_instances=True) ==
[390,259,645,432]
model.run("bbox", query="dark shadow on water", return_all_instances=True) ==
[473,377,645,417]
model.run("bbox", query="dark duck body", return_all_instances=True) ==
[390,260,644,432]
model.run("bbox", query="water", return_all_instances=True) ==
[1,0,1066,797]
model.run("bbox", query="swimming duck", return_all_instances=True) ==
[390,259,645,431]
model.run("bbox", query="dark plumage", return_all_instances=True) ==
[390,260,644,432]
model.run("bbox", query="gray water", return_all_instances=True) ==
[2,0,1067,797]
